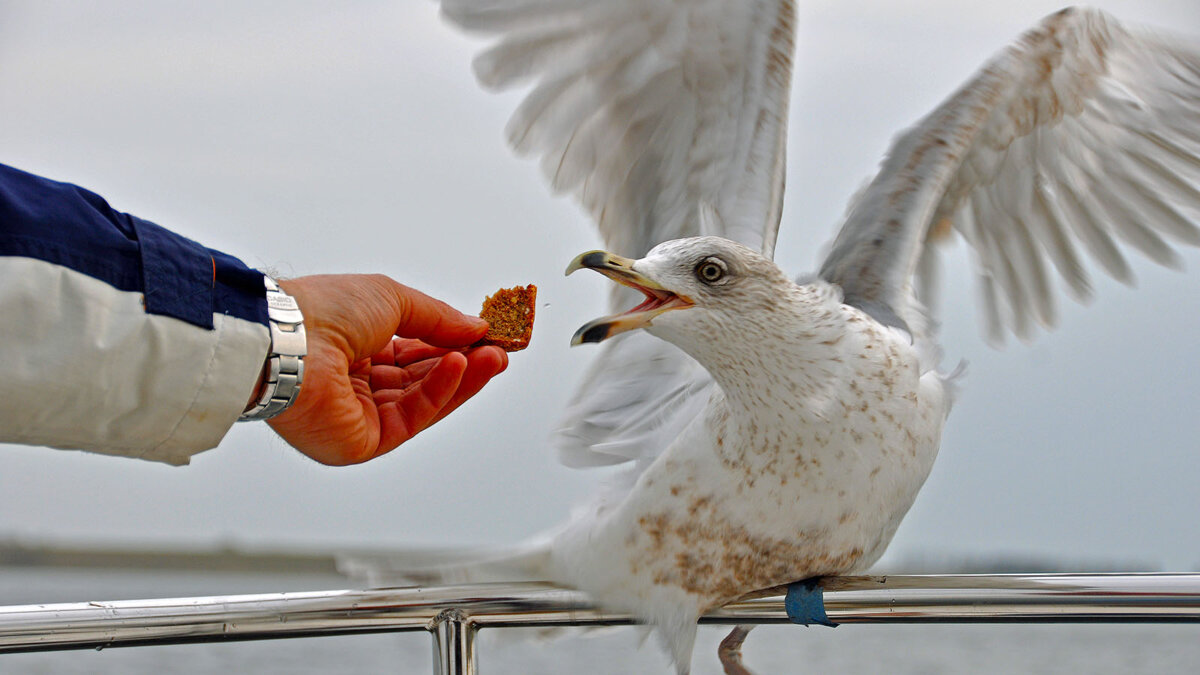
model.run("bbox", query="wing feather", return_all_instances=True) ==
[444,0,796,261]
[819,7,1200,343]
[1028,175,1092,303]
[553,333,713,468]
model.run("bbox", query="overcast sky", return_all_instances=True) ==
[0,0,1197,573]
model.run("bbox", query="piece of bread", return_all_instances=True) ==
[474,284,537,351]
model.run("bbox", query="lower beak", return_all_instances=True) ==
[565,250,693,345]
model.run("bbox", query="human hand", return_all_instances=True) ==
[263,274,508,465]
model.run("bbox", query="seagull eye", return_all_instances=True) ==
[694,258,727,285]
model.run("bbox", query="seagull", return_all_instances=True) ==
[380,4,1200,673]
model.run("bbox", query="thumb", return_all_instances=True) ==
[389,280,488,347]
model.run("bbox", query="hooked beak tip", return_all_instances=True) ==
[570,322,611,346]
[564,250,609,276]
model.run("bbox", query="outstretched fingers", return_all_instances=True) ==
[370,346,508,455]
[374,351,469,454]
[432,346,507,425]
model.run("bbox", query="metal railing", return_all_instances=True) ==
[1,574,1198,674]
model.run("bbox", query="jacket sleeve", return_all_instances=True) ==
[0,163,271,465]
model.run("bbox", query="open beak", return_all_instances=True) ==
[565,250,693,345]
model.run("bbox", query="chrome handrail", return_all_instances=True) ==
[1,574,1198,674]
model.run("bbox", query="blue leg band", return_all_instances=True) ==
[785,577,838,627]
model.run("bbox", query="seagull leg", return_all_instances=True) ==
[717,625,756,675]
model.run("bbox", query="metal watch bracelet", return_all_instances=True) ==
[239,276,306,421]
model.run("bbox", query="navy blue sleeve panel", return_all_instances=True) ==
[0,162,267,329]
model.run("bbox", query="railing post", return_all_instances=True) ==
[429,608,476,675]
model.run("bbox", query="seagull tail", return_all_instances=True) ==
[336,539,553,588]
[657,613,699,675]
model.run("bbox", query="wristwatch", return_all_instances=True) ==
[239,275,307,421]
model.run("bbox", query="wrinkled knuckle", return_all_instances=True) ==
[366,273,394,288]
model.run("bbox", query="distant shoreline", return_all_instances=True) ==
[0,539,1166,575]
[0,541,346,574]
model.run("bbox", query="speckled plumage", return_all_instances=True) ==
[376,4,1200,673]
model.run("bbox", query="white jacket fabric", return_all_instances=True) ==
[0,163,270,465]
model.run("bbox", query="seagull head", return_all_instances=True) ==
[566,236,794,348]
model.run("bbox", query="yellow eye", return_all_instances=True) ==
[695,258,726,284]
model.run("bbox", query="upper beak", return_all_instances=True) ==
[565,250,693,345]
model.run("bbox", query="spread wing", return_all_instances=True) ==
[819,7,1200,345]
[442,0,794,260]
[442,0,798,466]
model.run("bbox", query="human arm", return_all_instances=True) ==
[0,163,506,464]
